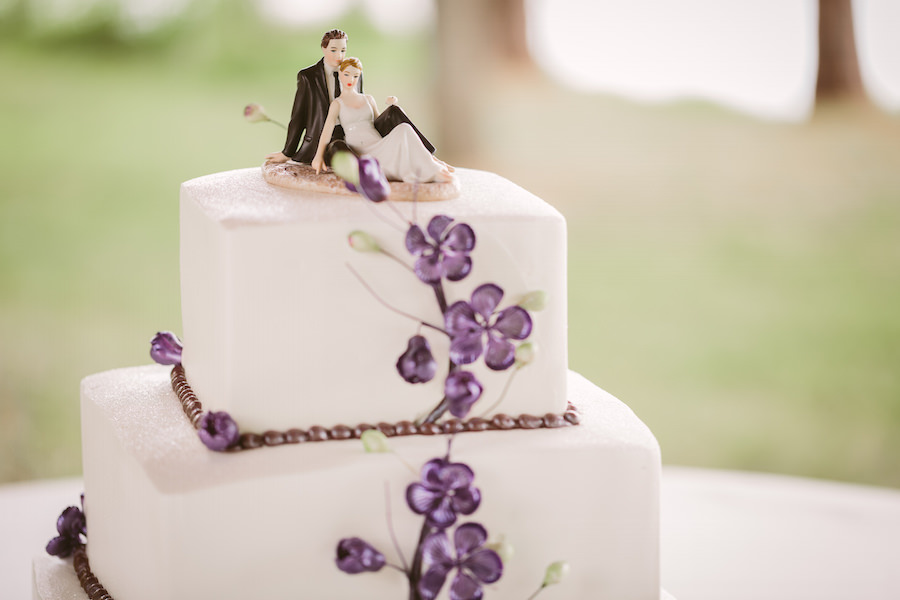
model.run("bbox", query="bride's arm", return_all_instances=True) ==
[365,95,381,120]
[311,100,340,174]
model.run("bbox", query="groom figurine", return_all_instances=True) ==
[266,29,434,167]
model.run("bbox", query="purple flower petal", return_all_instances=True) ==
[407,482,439,514]
[450,485,481,516]
[396,335,437,384]
[422,530,455,570]
[441,253,473,282]
[445,302,480,337]
[445,371,483,418]
[419,565,452,600]
[427,495,459,529]
[439,462,476,490]
[150,331,183,365]
[46,536,78,558]
[56,506,86,538]
[197,411,240,451]
[454,523,489,556]
[427,215,455,242]
[462,548,504,584]
[470,284,504,321]
[449,571,484,600]
[493,306,533,340]
[335,537,386,574]
[414,252,444,284]
[405,224,430,256]
[448,331,484,366]
[483,334,517,371]
[443,223,476,253]
[421,457,449,487]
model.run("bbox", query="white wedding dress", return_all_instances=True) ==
[338,97,442,184]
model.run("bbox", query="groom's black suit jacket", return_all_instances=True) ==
[281,58,435,165]
[282,58,354,164]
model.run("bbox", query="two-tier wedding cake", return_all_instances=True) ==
[32,166,665,600]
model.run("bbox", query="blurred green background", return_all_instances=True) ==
[1,1,898,488]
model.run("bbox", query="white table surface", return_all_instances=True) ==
[3,467,900,600]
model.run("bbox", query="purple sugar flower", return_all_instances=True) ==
[197,411,240,451]
[335,537,386,574]
[418,523,503,600]
[407,458,481,530]
[150,331,183,366]
[444,284,533,371]
[444,371,483,419]
[405,215,476,284]
[46,505,86,558]
[345,155,390,203]
[397,335,438,384]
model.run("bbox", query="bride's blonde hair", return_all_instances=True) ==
[339,57,363,72]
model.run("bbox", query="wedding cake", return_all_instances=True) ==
[32,166,665,600]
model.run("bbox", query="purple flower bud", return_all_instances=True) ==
[396,335,438,384]
[197,411,240,451]
[150,331,183,366]
[356,156,390,203]
[335,537,386,574]
[444,371,483,419]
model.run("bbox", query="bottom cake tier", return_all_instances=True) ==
[34,365,662,600]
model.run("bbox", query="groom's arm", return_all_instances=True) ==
[282,70,310,159]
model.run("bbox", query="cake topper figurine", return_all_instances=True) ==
[311,57,454,183]
[265,29,439,173]
[256,29,458,199]
[265,29,355,167]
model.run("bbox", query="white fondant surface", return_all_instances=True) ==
[32,556,677,600]
[179,168,568,431]
[77,365,660,600]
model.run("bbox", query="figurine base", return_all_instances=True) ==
[261,161,460,201]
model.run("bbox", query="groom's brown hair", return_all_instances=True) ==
[321,29,348,48]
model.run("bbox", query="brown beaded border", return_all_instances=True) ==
[171,364,580,452]
[73,546,113,600]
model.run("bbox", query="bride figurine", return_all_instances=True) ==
[311,57,454,184]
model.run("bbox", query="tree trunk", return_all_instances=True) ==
[815,0,866,104]
[434,0,536,160]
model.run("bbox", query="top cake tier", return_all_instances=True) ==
[179,167,567,431]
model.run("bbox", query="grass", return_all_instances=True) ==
[477,80,900,487]
[1,9,899,487]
